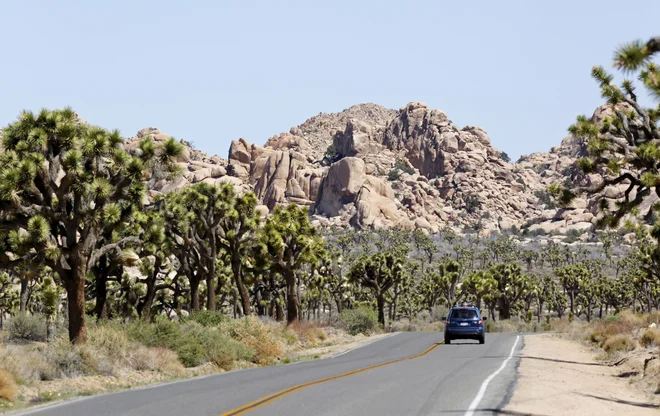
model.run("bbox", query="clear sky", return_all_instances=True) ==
[1,1,658,161]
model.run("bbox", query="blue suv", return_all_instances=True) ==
[442,306,486,344]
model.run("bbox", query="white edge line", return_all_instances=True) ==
[10,331,402,415]
[464,335,520,416]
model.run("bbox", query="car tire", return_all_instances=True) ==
[478,335,485,344]
[445,337,451,344]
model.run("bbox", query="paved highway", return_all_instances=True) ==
[15,332,522,416]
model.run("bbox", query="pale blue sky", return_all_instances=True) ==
[1,1,658,161]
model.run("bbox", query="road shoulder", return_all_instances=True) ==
[504,333,660,416]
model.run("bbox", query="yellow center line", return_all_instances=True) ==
[220,340,444,416]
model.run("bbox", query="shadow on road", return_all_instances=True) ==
[578,393,660,409]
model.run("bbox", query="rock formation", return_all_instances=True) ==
[123,102,647,237]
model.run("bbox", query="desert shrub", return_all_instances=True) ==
[388,159,414,181]
[388,169,402,181]
[204,337,255,371]
[563,229,581,243]
[602,335,636,354]
[587,330,608,345]
[279,328,299,346]
[0,344,57,384]
[51,338,108,377]
[87,322,132,361]
[223,317,282,365]
[185,310,227,327]
[501,152,511,163]
[322,144,343,166]
[616,310,646,329]
[640,329,660,348]
[394,159,414,175]
[0,370,17,402]
[8,313,47,342]
[645,311,660,326]
[464,195,481,214]
[127,315,180,348]
[288,321,327,345]
[339,306,379,335]
[129,346,183,373]
[534,189,556,209]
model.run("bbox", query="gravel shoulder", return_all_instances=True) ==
[504,333,660,416]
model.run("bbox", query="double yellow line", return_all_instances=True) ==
[220,340,444,416]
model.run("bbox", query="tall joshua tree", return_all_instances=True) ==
[349,251,403,326]
[258,204,325,324]
[0,108,182,343]
[551,36,660,232]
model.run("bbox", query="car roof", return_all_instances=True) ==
[451,306,478,310]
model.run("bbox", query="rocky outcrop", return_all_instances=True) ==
[121,102,651,237]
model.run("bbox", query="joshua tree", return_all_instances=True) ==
[0,108,182,343]
[258,204,326,324]
[349,251,403,326]
[551,36,660,233]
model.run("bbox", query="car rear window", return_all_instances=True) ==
[450,309,478,319]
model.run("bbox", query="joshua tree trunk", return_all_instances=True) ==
[376,293,386,326]
[498,297,511,320]
[64,261,88,344]
[19,278,29,313]
[190,276,201,312]
[284,269,299,324]
[231,252,252,316]
[93,255,110,321]
[139,259,161,321]
[206,273,216,311]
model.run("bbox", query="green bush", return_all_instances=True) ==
[126,317,256,369]
[185,310,227,327]
[322,145,342,166]
[388,159,415,181]
[8,314,47,342]
[340,306,379,335]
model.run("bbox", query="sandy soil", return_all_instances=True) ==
[504,333,660,416]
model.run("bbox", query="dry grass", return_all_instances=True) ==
[602,334,637,353]
[223,317,284,365]
[640,329,660,348]
[125,346,184,374]
[287,321,328,346]
[0,369,18,402]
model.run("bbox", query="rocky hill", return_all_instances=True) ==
[125,101,644,238]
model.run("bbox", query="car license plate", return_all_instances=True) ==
[460,322,468,326]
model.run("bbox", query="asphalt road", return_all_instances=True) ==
[15,332,522,416]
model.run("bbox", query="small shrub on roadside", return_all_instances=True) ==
[127,346,184,373]
[279,328,299,346]
[602,335,636,354]
[87,322,132,361]
[288,321,327,345]
[0,370,17,402]
[127,315,180,348]
[8,314,47,342]
[339,306,379,335]
[223,317,282,365]
[51,339,105,377]
[640,329,660,348]
[205,337,255,371]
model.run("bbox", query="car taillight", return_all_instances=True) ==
[446,319,451,325]
[478,318,483,325]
